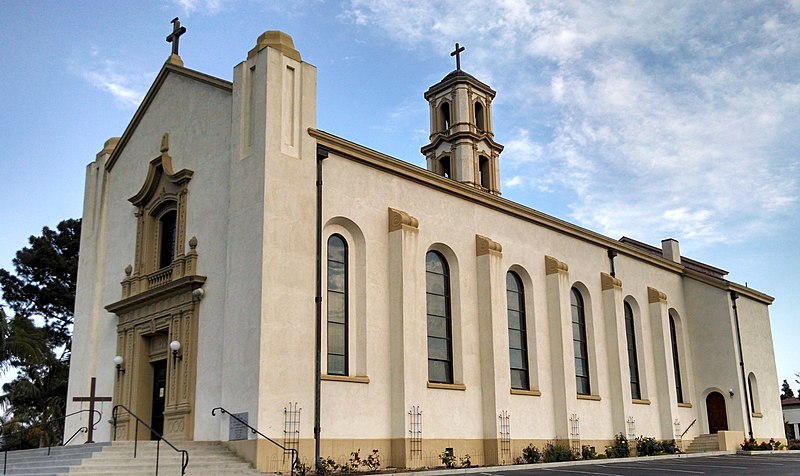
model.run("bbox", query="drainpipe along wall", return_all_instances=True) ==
[314,146,328,463]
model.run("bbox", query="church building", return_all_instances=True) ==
[65,25,785,472]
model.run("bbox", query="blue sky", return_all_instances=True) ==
[1,1,798,390]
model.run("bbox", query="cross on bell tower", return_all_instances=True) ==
[420,44,504,195]
[165,17,187,66]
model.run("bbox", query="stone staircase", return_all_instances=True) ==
[1,441,269,475]
[685,434,720,453]
[0,443,109,475]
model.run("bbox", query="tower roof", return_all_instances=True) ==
[424,69,496,100]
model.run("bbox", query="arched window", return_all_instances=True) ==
[327,234,348,375]
[479,156,490,189]
[748,373,760,413]
[571,287,590,395]
[474,102,485,131]
[439,156,452,179]
[669,315,684,403]
[439,102,451,132]
[158,209,177,269]
[426,251,452,384]
[624,302,641,400]
[507,272,529,390]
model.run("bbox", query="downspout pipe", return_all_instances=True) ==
[730,291,753,439]
[607,249,618,278]
[314,145,329,465]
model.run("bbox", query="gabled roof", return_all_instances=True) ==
[105,60,232,172]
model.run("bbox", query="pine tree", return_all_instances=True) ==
[781,379,795,400]
[0,219,80,450]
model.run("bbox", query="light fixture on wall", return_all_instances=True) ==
[113,355,125,379]
[729,388,735,397]
[170,340,182,369]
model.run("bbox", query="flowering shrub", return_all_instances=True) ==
[605,433,630,458]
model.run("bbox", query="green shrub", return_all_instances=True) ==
[606,433,630,458]
[581,445,597,460]
[635,436,662,456]
[460,454,472,468]
[769,438,783,451]
[439,450,456,468]
[660,439,680,454]
[788,439,800,450]
[543,442,576,462]
[521,443,542,463]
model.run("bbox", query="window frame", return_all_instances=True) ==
[507,271,530,390]
[571,287,591,395]
[326,234,349,376]
[624,301,642,400]
[426,250,453,384]
[669,315,684,403]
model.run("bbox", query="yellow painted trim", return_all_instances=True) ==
[632,398,651,405]
[511,388,542,396]
[577,394,601,401]
[678,402,693,408]
[427,382,466,391]
[321,374,370,384]
[751,412,763,418]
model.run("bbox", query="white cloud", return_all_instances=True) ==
[77,60,155,109]
[341,0,800,247]
[173,0,224,15]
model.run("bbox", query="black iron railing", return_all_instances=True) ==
[111,405,188,476]
[1,408,101,475]
[211,406,298,476]
[681,419,697,439]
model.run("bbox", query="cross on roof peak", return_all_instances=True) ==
[450,43,465,71]
[166,17,187,57]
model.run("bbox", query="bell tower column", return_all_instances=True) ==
[421,44,504,194]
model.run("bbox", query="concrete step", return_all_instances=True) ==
[686,434,720,453]
[0,443,110,475]
[1,440,269,475]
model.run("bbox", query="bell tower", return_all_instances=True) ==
[421,43,504,195]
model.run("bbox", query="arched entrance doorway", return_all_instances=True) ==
[706,391,728,433]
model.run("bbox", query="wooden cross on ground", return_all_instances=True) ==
[166,17,187,56]
[72,377,111,443]
[450,43,465,70]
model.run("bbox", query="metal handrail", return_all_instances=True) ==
[1,409,101,475]
[111,405,188,476]
[211,406,297,476]
[680,419,697,439]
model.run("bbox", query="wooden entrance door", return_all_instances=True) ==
[151,360,167,439]
[706,391,728,433]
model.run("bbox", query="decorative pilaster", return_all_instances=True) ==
[600,272,628,435]
[648,286,679,438]
[387,207,419,468]
[475,235,505,465]
[544,255,572,438]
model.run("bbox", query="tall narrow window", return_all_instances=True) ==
[439,102,451,132]
[507,272,529,390]
[669,315,684,403]
[474,102,485,131]
[624,302,641,400]
[439,156,452,179]
[158,210,177,269]
[426,251,452,384]
[479,156,490,189]
[327,235,348,375]
[571,288,590,395]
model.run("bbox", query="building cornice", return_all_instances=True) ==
[310,129,686,274]
[309,129,775,306]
